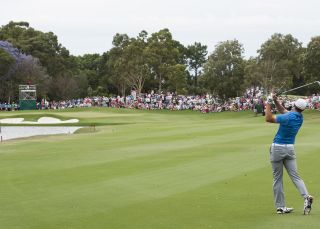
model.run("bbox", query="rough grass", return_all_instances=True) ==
[0,108,319,229]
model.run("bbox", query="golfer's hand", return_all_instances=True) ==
[272,93,278,101]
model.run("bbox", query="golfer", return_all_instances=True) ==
[265,94,313,214]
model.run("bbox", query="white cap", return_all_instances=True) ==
[294,99,307,111]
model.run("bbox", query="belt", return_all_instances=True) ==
[272,143,294,147]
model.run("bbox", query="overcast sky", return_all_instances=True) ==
[1,0,320,58]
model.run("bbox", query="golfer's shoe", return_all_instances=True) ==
[303,195,313,215]
[276,207,294,214]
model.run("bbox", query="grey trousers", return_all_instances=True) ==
[270,143,309,208]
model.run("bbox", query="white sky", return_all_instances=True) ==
[1,0,320,58]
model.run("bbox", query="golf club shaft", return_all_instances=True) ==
[277,81,320,95]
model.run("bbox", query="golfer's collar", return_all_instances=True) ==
[291,110,302,116]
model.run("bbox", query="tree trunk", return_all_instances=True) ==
[194,68,198,86]
[158,73,162,93]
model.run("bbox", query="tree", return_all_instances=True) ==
[75,53,102,92]
[76,53,101,71]
[303,36,320,93]
[107,33,131,96]
[49,73,78,100]
[0,21,77,76]
[0,47,14,85]
[166,64,187,94]
[146,29,185,93]
[0,41,49,102]
[186,42,207,86]
[121,32,151,94]
[243,58,264,92]
[202,40,245,99]
[0,21,79,100]
[257,33,304,94]
[74,73,89,98]
[98,52,117,95]
[14,56,50,99]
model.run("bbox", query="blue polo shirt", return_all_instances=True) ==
[273,111,303,144]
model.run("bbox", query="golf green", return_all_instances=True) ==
[0,108,319,229]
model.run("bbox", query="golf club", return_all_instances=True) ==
[276,81,320,96]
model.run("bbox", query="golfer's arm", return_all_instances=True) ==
[265,103,277,123]
[273,99,287,114]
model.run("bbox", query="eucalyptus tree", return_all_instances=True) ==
[106,33,131,96]
[202,40,245,99]
[75,53,102,95]
[98,52,118,95]
[120,31,151,94]
[166,64,187,94]
[186,42,208,87]
[49,73,78,100]
[257,33,304,94]
[243,57,264,92]
[145,28,185,93]
[303,36,320,93]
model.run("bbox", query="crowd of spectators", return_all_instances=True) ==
[0,102,18,111]
[1,88,319,113]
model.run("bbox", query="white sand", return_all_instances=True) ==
[0,118,24,124]
[0,117,81,141]
[0,117,79,124]
[0,126,82,141]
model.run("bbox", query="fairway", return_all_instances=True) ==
[0,108,319,229]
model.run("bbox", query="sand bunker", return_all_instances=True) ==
[0,126,82,141]
[0,117,79,124]
[0,117,82,141]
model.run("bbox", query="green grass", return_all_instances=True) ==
[0,108,320,229]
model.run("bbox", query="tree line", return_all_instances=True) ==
[0,21,319,103]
